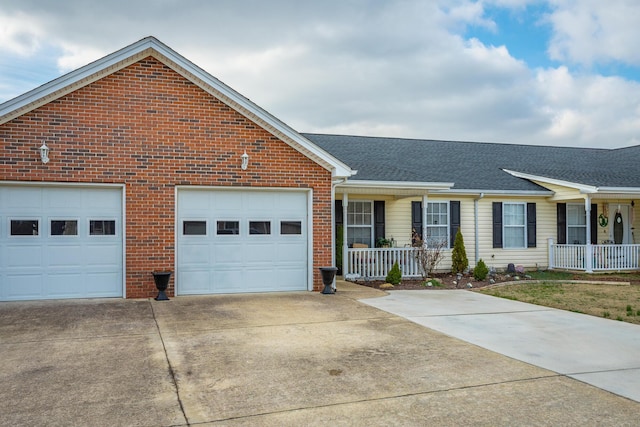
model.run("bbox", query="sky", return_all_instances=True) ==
[1,0,639,149]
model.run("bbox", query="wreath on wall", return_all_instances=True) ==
[598,213,609,227]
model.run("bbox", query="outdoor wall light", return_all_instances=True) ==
[241,150,249,170]
[39,142,50,164]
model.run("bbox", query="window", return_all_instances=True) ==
[90,220,116,236]
[567,204,586,244]
[281,221,302,235]
[426,202,449,246]
[503,203,526,248]
[51,220,78,236]
[347,201,373,247]
[183,220,206,235]
[249,221,271,235]
[11,219,39,236]
[217,221,239,235]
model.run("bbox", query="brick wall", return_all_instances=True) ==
[0,57,333,297]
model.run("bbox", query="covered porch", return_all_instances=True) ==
[549,192,639,272]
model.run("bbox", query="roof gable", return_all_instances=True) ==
[0,37,354,178]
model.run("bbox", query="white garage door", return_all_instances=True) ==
[0,185,123,301]
[177,189,309,294]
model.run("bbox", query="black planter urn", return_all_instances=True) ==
[319,267,338,294]
[152,271,172,301]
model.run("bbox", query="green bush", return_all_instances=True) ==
[451,228,469,274]
[473,259,489,281]
[385,261,402,285]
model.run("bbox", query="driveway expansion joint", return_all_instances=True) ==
[149,300,190,426]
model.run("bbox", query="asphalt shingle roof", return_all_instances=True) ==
[303,133,640,192]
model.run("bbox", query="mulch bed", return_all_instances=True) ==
[352,273,521,290]
[352,271,640,290]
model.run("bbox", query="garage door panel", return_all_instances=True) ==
[85,244,121,267]
[244,242,275,262]
[213,243,243,263]
[5,245,42,268]
[85,272,122,296]
[5,274,42,300]
[276,243,307,262]
[179,243,210,265]
[47,273,84,297]
[5,187,42,211]
[243,269,276,291]
[47,245,83,267]
[277,269,307,290]
[178,270,211,294]
[178,189,308,295]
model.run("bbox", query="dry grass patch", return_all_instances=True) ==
[478,282,640,325]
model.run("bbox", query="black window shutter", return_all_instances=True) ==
[450,201,460,248]
[557,203,566,244]
[374,201,385,246]
[492,202,503,248]
[527,203,536,248]
[411,201,423,242]
[335,200,343,227]
[590,203,598,244]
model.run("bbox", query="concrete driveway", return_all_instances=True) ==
[1,282,638,426]
[360,289,640,403]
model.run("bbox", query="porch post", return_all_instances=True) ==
[548,237,554,269]
[342,193,349,276]
[585,197,593,273]
[422,195,428,245]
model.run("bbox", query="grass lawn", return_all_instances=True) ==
[478,276,640,325]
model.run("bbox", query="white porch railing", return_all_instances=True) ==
[346,247,422,279]
[549,240,640,271]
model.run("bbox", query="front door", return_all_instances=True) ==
[608,204,632,244]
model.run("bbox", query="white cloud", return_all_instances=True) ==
[547,0,640,66]
[0,10,43,55]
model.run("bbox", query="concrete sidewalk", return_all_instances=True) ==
[1,282,638,426]
[360,289,640,403]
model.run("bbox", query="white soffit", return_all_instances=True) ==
[502,169,598,194]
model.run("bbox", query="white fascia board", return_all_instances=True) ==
[338,180,454,190]
[0,36,355,178]
[431,188,553,197]
[502,169,598,194]
[596,187,640,194]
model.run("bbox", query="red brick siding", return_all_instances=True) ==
[0,57,332,297]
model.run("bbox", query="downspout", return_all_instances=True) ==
[474,193,484,265]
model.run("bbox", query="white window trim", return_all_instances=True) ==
[347,200,374,247]
[567,203,587,245]
[503,202,527,249]
[425,201,450,248]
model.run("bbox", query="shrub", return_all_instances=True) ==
[451,228,469,274]
[412,231,447,279]
[386,261,402,285]
[473,259,489,281]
